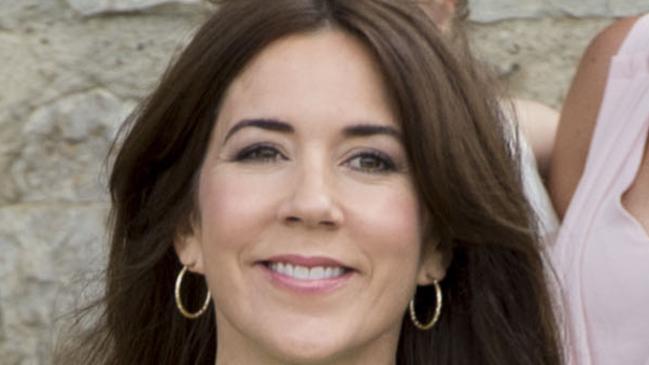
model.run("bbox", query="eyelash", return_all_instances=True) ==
[233,143,287,163]
[232,144,397,174]
[346,150,397,173]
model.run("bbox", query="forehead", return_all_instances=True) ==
[215,29,398,134]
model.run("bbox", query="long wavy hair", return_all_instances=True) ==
[57,1,562,364]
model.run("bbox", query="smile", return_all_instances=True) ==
[267,262,347,281]
[257,255,355,293]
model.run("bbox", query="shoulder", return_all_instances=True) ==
[549,16,639,218]
[584,16,639,62]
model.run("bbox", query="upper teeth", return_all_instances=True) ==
[269,262,345,280]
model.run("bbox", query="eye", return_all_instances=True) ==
[346,151,396,173]
[234,144,287,163]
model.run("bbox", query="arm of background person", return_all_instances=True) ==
[548,16,639,219]
[512,98,559,179]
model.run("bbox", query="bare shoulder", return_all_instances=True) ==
[549,16,640,219]
[584,16,639,62]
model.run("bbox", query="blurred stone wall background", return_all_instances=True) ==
[1,0,648,364]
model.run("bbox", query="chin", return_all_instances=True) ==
[263,329,353,364]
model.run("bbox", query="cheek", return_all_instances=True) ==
[345,182,423,324]
[196,170,276,251]
[347,182,422,258]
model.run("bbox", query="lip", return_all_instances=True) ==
[256,254,356,294]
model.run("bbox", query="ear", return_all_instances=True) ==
[173,229,205,274]
[416,239,451,286]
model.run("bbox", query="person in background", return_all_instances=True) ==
[423,0,558,175]
[550,14,649,364]
[422,0,559,238]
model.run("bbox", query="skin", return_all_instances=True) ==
[175,29,446,365]
[549,16,646,224]
[422,0,457,32]
[510,99,559,177]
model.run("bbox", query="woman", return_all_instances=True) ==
[59,1,562,364]
[550,14,649,364]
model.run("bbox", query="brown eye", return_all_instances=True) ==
[346,152,396,173]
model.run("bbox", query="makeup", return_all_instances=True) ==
[258,255,355,294]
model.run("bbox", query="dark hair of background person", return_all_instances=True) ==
[56,0,562,364]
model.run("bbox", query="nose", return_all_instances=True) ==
[277,164,344,229]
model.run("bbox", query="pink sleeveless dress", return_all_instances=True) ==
[552,14,649,365]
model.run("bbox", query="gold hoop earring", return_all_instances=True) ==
[175,265,211,319]
[409,280,442,330]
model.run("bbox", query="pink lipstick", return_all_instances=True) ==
[258,254,355,293]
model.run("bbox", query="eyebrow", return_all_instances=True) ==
[223,118,402,143]
[224,118,294,142]
[342,124,402,140]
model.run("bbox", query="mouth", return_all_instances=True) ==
[256,255,355,292]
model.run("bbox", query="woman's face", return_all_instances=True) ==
[176,29,445,365]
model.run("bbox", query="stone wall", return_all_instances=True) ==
[1,1,647,364]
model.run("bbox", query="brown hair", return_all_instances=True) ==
[57,1,562,364]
